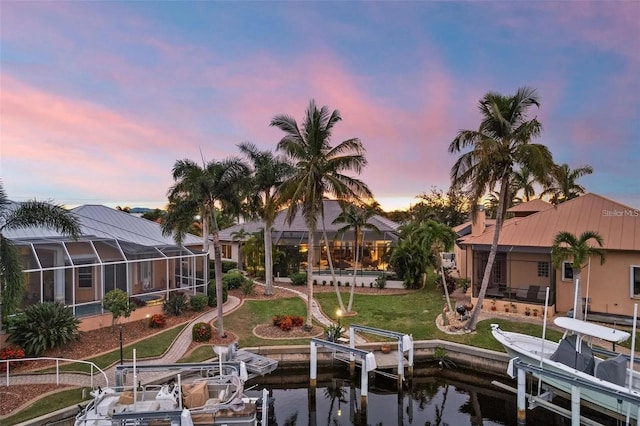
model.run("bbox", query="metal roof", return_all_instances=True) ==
[218,199,400,242]
[459,193,640,251]
[4,203,203,248]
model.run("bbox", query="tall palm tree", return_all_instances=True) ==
[162,158,249,337]
[551,231,605,320]
[238,142,294,295]
[271,99,372,329]
[0,183,81,328]
[230,228,250,272]
[449,86,554,331]
[541,163,593,204]
[333,203,380,312]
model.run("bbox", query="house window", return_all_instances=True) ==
[221,244,232,259]
[562,262,574,281]
[631,266,640,298]
[537,261,549,278]
[79,265,92,288]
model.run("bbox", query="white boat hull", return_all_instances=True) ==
[492,327,640,420]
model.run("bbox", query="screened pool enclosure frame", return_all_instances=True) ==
[15,236,208,317]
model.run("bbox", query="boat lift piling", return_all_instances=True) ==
[309,338,377,411]
[346,324,414,386]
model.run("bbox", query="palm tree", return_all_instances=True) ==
[238,142,294,295]
[0,183,81,329]
[551,231,605,320]
[162,158,249,337]
[333,203,380,312]
[541,163,593,204]
[449,86,554,330]
[512,166,537,202]
[230,228,250,272]
[271,99,372,328]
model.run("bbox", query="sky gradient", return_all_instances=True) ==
[1,1,639,211]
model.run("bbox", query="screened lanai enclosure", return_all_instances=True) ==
[5,204,208,317]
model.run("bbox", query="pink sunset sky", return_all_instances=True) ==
[1,1,638,211]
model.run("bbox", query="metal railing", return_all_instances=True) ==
[2,357,109,388]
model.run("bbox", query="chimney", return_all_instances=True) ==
[472,205,486,237]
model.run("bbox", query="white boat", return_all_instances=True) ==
[75,367,266,426]
[492,317,640,421]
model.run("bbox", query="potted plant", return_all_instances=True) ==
[510,303,518,314]
[533,308,539,317]
[490,299,497,311]
[524,306,531,316]
[503,303,510,313]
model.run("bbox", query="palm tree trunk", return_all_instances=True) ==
[465,176,509,331]
[322,223,346,313]
[305,231,315,330]
[209,210,225,338]
[347,229,359,313]
[264,222,274,296]
[573,269,584,320]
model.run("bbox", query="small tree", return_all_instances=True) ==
[103,289,136,330]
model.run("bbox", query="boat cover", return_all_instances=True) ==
[550,335,595,375]
[595,354,627,386]
[554,317,630,343]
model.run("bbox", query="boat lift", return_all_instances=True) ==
[494,357,640,426]
[345,324,414,386]
[309,337,377,411]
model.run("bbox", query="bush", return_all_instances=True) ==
[163,292,188,316]
[222,270,246,290]
[189,294,208,312]
[7,302,80,356]
[434,272,456,295]
[241,279,255,296]
[0,347,26,372]
[103,289,136,329]
[272,315,304,331]
[192,322,212,342]
[148,314,167,328]
[289,272,307,286]
[208,280,228,307]
[375,275,387,289]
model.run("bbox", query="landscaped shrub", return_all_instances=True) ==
[192,322,212,342]
[375,275,387,289]
[272,315,304,331]
[289,272,307,286]
[163,292,188,316]
[241,279,255,295]
[209,260,238,278]
[222,269,246,290]
[189,294,208,312]
[7,302,81,356]
[148,313,167,328]
[434,272,456,295]
[208,280,228,307]
[0,347,26,372]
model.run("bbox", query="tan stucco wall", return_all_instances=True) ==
[555,250,640,316]
[507,252,552,289]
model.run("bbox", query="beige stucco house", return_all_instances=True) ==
[457,193,640,317]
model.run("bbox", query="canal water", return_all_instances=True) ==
[245,365,623,426]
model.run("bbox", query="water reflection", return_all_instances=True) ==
[247,366,620,426]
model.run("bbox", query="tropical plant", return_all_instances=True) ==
[7,302,81,356]
[333,203,381,312]
[541,163,593,204]
[163,292,189,316]
[390,220,456,289]
[162,157,249,337]
[551,230,605,320]
[412,186,471,227]
[238,142,294,295]
[230,227,250,272]
[289,271,307,286]
[222,269,247,290]
[103,289,136,330]
[449,86,554,331]
[511,165,537,202]
[0,183,81,330]
[192,322,212,342]
[271,99,372,328]
[148,313,167,328]
[189,294,208,312]
[240,278,255,296]
[207,280,228,308]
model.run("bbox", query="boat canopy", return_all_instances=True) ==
[554,317,630,343]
